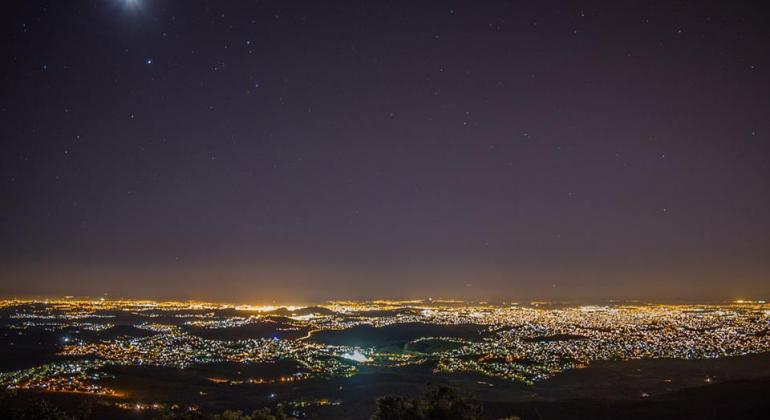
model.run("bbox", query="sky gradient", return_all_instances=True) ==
[2,0,769,302]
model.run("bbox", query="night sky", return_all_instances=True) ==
[2,0,769,303]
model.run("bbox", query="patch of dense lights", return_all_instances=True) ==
[0,360,121,396]
[340,350,370,363]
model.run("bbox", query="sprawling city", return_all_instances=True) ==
[1,298,769,418]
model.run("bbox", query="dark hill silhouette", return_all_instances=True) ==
[183,322,310,340]
[266,306,336,316]
[309,322,483,348]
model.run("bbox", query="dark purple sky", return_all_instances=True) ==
[1,0,768,302]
